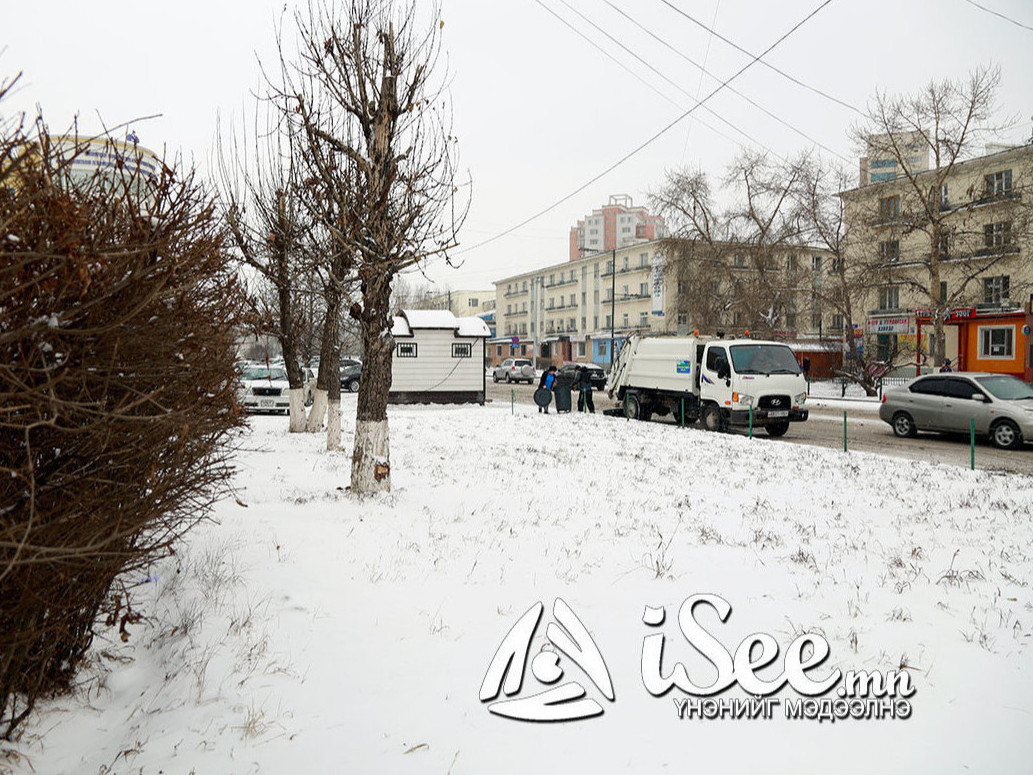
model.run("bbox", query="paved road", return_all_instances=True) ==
[485,380,1033,476]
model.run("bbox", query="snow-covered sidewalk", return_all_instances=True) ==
[9,404,1033,774]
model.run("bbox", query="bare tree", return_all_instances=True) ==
[793,157,900,394]
[846,65,1029,367]
[653,150,808,338]
[218,107,315,431]
[278,0,467,491]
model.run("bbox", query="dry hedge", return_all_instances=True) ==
[0,117,246,738]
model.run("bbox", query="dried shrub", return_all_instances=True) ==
[0,94,246,738]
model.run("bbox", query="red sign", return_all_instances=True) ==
[915,307,975,322]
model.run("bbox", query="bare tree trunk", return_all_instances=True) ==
[351,277,393,492]
[289,388,307,431]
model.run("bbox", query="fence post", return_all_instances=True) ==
[511,388,514,415]
[681,397,685,428]
[749,404,753,438]
[970,419,975,470]
[843,410,848,452]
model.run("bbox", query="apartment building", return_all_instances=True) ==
[567,194,667,262]
[493,242,666,368]
[841,141,1033,377]
[492,238,840,372]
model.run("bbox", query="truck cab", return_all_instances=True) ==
[697,340,809,435]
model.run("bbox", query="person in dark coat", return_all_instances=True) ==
[939,358,953,373]
[537,365,557,413]
[576,365,596,413]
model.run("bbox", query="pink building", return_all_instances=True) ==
[568,194,667,261]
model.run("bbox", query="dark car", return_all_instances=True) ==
[340,362,362,393]
[558,362,607,390]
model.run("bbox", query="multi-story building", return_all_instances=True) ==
[841,141,1033,378]
[492,239,840,373]
[494,242,666,368]
[409,289,494,317]
[567,194,667,262]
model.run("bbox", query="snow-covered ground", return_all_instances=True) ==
[7,402,1033,774]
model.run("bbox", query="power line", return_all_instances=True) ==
[657,0,862,115]
[605,0,850,162]
[963,0,1033,32]
[546,0,783,159]
[456,0,837,257]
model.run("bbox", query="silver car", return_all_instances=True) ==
[493,358,535,384]
[878,372,1033,450]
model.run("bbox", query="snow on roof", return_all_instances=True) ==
[392,309,489,338]
[399,309,458,329]
[391,316,412,337]
[457,316,490,337]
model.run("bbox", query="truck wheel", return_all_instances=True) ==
[765,421,790,437]
[701,404,723,432]
[625,393,650,421]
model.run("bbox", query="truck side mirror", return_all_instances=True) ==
[715,356,730,380]
[802,357,811,375]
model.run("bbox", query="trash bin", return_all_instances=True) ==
[554,372,574,413]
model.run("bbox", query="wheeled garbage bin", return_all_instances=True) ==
[553,372,574,413]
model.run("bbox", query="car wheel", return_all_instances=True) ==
[765,421,790,437]
[492,372,499,383]
[347,379,360,393]
[990,419,1022,450]
[505,373,512,384]
[701,404,723,432]
[891,412,917,438]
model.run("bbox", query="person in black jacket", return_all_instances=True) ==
[576,365,596,413]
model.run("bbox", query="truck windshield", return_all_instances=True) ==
[729,344,800,376]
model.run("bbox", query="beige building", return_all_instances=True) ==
[492,239,838,371]
[841,141,1032,377]
[494,242,666,367]
[411,289,495,316]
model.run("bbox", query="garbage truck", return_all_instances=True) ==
[605,335,809,436]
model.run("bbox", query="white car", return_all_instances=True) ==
[493,358,535,384]
[240,365,291,414]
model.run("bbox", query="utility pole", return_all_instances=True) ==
[610,248,616,367]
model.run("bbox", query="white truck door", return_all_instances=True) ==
[700,344,731,405]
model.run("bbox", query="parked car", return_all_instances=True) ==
[878,372,1033,450]
[239,365,290,414]
[340,362,362,393]
[557,361,607,389]
[493,358,535,384]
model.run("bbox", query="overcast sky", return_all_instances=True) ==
[4,0,1032,293]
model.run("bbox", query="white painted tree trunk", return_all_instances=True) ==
[306,388,327,432]
[326,398,342,450]
[350,419,390,492]
[288,388,307,432]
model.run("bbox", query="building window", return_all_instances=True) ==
[979,326,1014,358]
[983,275,1010,305]
[521,345,527,355]
[733,253,746,268]
[676,313,688,325]
[578,342,586,357]
[520,323,527,334]
[622,313,629,327]
[786,254,798,271]
[985,170,1012,197]
[939,281,948,304]
[468,298,478,308]
[811,256,823,272]
[452,342,472,358]
[984,221,1012,249]
[640,253,649,267]
[831,314,844,330]
[878,287,899,310]
[878,196,900,220]
[639,312,649,327]
[639,282,648,296]
[733,311,744,326]
[522,281,527,291]
[811,311,822,329]
[396,342,417,358]
[879,240,900,263]
[831,257,844,272]
[597,341,606,357]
